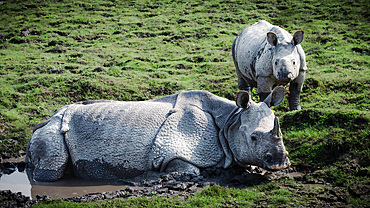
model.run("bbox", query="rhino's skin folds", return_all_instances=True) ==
[26,88,290,182]
[232,20,307,111]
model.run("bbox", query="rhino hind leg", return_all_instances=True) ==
[26,110,69,182]
[165,159,200,175]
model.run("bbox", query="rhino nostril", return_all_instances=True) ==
[265,153,273,163]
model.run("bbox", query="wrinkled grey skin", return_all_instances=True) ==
[232,20,307,110]
[26,88,290,182]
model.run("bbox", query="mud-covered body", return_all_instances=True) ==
[232,20,307,110]
[26,89,290,182]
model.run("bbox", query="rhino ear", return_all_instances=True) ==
[292,30,304,46]
[263,86,285,108]
[236,90,251,109]
[267,32,279,46]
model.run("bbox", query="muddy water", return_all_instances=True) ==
[1,158,323,200]
[0,157,134,200]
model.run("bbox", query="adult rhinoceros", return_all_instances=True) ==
[232,20,307,110]
[26,87,290,182]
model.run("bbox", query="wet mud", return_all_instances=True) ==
[1,159,368,207]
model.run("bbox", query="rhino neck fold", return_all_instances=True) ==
[218,107,243,169]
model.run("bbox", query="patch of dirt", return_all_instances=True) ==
[9,37,29,44]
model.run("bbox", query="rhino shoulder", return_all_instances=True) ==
[150,102,225,172]
[254,42,275,77]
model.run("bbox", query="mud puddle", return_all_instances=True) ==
[0,157,136,200]
[1,157,322,202]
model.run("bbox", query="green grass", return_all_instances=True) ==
[1,0,369,207]
[35,181,360,207]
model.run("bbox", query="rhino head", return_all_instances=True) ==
[227,86,290,171]
[267,30,304,85]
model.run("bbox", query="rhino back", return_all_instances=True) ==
[62,101,173,179]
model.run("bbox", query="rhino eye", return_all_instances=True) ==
[251,135,257,141]
[292,60,296,65]
[274,61,278,65]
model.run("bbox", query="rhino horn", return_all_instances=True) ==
[271,117,281,137]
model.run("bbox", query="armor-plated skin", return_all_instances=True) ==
[232,20,307,110]
[26,88,290,182]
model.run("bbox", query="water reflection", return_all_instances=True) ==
[0,170,31,197]
[29,174,131,199]
[0,158,132,200]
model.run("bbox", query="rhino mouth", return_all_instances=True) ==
[277,72,293,84]
[263,154,290,171]
[277,78,292,85]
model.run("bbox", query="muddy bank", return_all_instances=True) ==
[1,161,369,207]
[0,160,291,207]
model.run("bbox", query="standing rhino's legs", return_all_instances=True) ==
[26,109,69,182]
[288,71,305,110]
[237,75,251,92]
[164,159,200,175]
[257,76,275,102]
[288,83,301,110]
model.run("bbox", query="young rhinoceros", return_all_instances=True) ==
[26,87,290,182]
[232,20,307,110]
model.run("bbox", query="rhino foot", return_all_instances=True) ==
[288,97,301,111]
[165,159,200,175]
[289,105,301,111]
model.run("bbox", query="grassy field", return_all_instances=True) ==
[1,0,369,207]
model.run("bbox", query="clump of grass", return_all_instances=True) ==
[280,109,369,167]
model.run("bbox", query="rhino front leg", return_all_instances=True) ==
[257,76,276,101]
[165,159,200,175]
[288,71,305,111]
[26,109,69,182]
[237,74,251,92]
